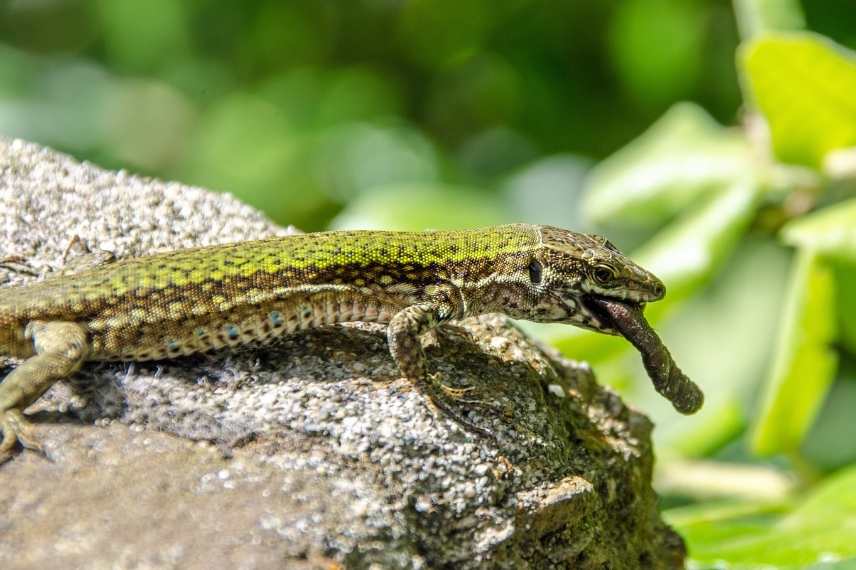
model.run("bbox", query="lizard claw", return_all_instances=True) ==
[430,376,506,414]
[0,409,44,464]
[419,374,499,439]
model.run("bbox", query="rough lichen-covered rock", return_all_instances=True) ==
[0,137,686,569]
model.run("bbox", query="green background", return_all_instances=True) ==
[3,1,856,567]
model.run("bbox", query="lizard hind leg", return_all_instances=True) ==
[387,303,496,440]
[0,321,89,464]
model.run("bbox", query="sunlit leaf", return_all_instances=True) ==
[740,32,856,169]
[751,249,838,456]
[674,466,856,567]
[781,197,856,263]
[802,366,856,471]
[665,499,790,557]
[833,264,856,355]
[733,0,805,40]
[634,179,761,321]
[582,102,751,226]
[783,204,856,352]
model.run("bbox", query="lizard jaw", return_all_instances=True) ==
[577,293,645,335]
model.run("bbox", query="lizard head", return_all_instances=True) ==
[513,225,665,334]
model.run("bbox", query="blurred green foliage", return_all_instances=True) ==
[3,1,856,567]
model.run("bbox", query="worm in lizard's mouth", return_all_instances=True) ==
[577,294,648,336]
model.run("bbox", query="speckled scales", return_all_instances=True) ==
[0,225,540,360]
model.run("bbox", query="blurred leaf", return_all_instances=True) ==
[330,183,508,231]
[396,0,494,69]
[457,127,537,182]
[607,0,705,108]
[582,103,751,227]
[733,0,805,40]
[669,466,856,567]
[834,264,856,354]
[740,32,856,169]
[806,558,856,570]
[312,122,439,201]
[180,93,334,228]
[501,154,591,230]
[316,68,402,126]
[106,78,196,171]
[635,179,761,320]
[656,460,795,502]
[782,197,856,263]
[647,238,791,458]
[426,53,521,141]
[0,57,115,152]
[259,67,402,131]
[95,0,189,72]
[782,199,856,352]
[665,499,790,556]
[544,178,760,363]
[252,3,333,67]
[802,366,856,471]
[751,249,838,457]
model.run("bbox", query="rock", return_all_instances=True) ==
[0,137,685,569]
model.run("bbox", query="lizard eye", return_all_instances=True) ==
[528,259,542,284]
[592,265,614,285]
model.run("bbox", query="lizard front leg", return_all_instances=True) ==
[0,321,89,464]
[387,299,494,438]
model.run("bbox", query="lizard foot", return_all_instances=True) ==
[0,409,44,465]
[423,391,497,440]
[417,374,499,440]
[430,377,506,414]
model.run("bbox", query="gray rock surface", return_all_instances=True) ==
[0,137,686,569]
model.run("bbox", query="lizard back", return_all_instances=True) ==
[0,225,540,359]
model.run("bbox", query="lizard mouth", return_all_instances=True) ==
[579,293,638,335]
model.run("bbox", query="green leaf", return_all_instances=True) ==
[802,366,856,471]
[634,179,761,320]
[740,32,856,169]
[646,238,791,458]
[665,500,791,559]
[582,102,751,227]
[544,179,760,364]
[782,197,856,263]
[833,264,856,355]
[751,249,838,456]
[669,466,856,567]
[607,0,706,108]
[780,197,856,400]
[733,0,805,40]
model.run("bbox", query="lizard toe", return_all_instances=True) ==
[0,408,44,464]
[7,409,43,452]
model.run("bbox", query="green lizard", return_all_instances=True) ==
[0,224,701,463]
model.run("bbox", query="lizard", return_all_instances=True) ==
[0,223,701,463]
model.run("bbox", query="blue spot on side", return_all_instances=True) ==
[225,324,240,340]
[269,311,284,327]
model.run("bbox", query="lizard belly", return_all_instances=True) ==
[87,291,404,361]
